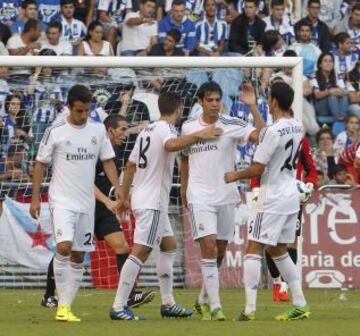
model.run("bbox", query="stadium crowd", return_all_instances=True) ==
[0,0,359,207]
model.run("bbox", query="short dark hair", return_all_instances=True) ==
[158,92,183,116]
[39,48,56,56]
[283,49,297,57]
[104,115,126,130]
[141,0,156,5]
[197,82,223,100]
[23,18,40,33]
[166,29,181,43]
[22,0,37,9]
[352,3,360,12]
[67,85,92,107]
[334,32,351,47]
[271,0,284,7]
[307,0,320,7]
[270,82,294,111]
[244,0,258,5]
[60,0,75,6]
[262,29,281,54]
[46,21,62,33]
[171,0,185,7]
[316,128,334,144]
[297,21,312,31]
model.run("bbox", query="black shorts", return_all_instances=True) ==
[295,206,303,237]
[94,211,122,241]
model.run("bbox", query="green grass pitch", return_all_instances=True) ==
[1,289,360,336]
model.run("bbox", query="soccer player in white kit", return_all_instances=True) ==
[110,92,223,320]
[30,85,119,322]
[180,82,265,321]
[225,81,310,321]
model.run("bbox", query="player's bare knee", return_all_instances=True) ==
[199,236,217,259]
[132,244,152,263]
[266,244,287,258]
[56,242,72,256]
[160,236,177,251]
[70,251,85,264]
[105,233,129,254]
[245,240,263,255]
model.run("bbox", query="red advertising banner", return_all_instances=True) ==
[183,188,360,288]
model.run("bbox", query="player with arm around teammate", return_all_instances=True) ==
[30,85,119,322]
[180,81,265,321]
[225,81,310,321]
[110,92,222,320]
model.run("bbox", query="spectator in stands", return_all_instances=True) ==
[228,0,266,56]
[295,0,332,52]
[38,0,61,25]
[263,0,294,47]
[1,94,31,159]
[0,67,10,117]
[74,0,96,26]
[52,0,87,48]
[12,0,46,35]
[338,140,360,183]
[334,115,360,154]
[331,32,358,84]
[213,0,238,25]
[120,0,158,56]
[194,0,227,56]
[347,60,360,117]
[0,144,30,183]
[233,0,268,18]
[330,163,357,186]
[41,21,73,55]
[302,0,342,31]
[7,18,41,56]
[148,28,184,55]
[316,169,326,187]
[27,49,63,154]
[0,0,21,28]
[312,128,340,180]
[97,0,132,50]
[158,0,196,56]
[78,21,114,56]
[311,52,350,121]
[335,3,360,50]
[291,21,321,78]
[185,0,204,21]
[261,29,285,57]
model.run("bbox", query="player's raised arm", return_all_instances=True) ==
[164,125,223,152]
[240,83,266,143]
[30,161,46,219]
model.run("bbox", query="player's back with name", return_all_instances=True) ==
[129,120,177,212]
[37,119,115,213]
[255,117,303,215]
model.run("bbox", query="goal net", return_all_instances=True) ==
[0,56,303,289]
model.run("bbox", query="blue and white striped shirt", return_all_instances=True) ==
[195,17,227,51]
[38,0,60,24]
[263,15,295,46]
[0,0,20,24]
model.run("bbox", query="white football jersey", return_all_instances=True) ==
[37,119,115,213]
[129,120,177,211]
[254,117,304,214]
[182,115,256,205]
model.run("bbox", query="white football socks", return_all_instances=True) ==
[66,261,84,306]
[243,254,262,315]
[53,253,70,306]
[157,250,176,306]
[200,259,220,310]
[113,255,143,311]
[273,253,306,307]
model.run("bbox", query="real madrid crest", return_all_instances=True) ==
[91,136,98,145]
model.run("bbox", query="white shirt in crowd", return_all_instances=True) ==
[82,40,113,56]
[121,11,157,52]
[129,120,177,211]
[41,39,73,55]
[181,115,255,205]
[6,34,40,55]
[36,118,115,213]
[254,117,303,215]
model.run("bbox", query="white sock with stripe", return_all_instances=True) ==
[157,250,176,306]
[113,255,143,311]
[200,259,221,310]
[273,253,306,307]
[243,254,262,315]
[65,261,84,306]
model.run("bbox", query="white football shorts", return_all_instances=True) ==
[188,203,236,241]
[133,210,174,248]
[50,207,95,252]
[247,211,298,246]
